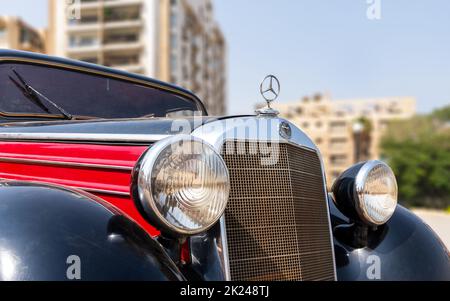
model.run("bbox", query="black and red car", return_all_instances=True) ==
[0,50,448,281]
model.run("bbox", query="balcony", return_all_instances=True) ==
[112,64,144,74]
[329,155,350,167]
[67,46,101,56]
[103,40,143,51]
[67,23,101,32]
[67,37,101,54]
[103,0,143,8]
[103,19,142,30]
[79,0,101,10]
[80,0,143,9]
[67,12,100,31]
[104,29,140,44]
[104,53,143,73]
[104,4,140,20]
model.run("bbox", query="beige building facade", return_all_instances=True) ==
[48,0,227,115]
[0,16,46,53]
[271,95,416,185]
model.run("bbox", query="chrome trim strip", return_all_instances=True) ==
[79,187,130,197]
[0,176,130,197]
[316,148,338,281]
[191,117,338,281]
[0,133,171,143]
[191,117,317,151]
[0,157,133,171]
[219,216,232,281]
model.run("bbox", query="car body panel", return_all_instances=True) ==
[0,141,160,236]
[0,181,184,281]
[329,200,450,281]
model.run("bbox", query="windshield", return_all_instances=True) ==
[0,62,201,119]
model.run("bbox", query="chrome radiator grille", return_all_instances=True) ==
[221,141,335,281]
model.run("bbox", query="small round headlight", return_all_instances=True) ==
[332,160,398,226]
[355,161,398,225]
[133,135,230,236]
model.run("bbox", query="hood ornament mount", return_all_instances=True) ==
[256,75,280,117]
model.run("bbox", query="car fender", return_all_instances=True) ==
[329,198,450,281]
[0,181,185,281]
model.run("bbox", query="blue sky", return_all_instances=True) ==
[2,0,450,114]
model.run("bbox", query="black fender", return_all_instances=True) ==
[329,198,450,281]
[0,181,185,281]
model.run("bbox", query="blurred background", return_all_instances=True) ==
[0,0,449,246]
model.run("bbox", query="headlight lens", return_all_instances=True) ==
[355,161,398,225]
[134,135,230,235]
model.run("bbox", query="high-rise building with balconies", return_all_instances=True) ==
[266,95,417,186]
[0,16,46,53]
[48,0,227,115]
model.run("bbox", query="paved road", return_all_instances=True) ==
[413,209,450,250]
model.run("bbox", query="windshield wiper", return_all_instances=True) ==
[9,69,73,120]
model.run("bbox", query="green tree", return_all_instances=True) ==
[381,106,450,209]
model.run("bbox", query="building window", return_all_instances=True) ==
[170,54,177,72]
[69,35,99,47]
[330,138,347,150]
[170,12,177,28]
[302,122,309,129]
[68,13,98,25]
[104,32,139,44]
[170,33,177,48]
[330,121,347,132]
[330,155,347,166]
[104,54,140,67]
[316,121,323,128]
[80,57,98,64]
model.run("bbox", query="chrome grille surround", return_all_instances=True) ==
[191,117,337,281]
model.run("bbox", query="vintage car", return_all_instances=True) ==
[0,49,448,281]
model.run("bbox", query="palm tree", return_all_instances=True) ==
[353,117,372,162]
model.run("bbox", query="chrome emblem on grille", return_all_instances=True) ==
[279,122,292,140]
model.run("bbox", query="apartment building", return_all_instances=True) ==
[270,95,416,185]
[0,16,46,53]
[48,0,227,115]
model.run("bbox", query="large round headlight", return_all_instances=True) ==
[332,160,398,226]
[133,135,230,236]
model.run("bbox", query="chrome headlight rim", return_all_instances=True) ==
[133,135,230,236]
[354,160,398,226]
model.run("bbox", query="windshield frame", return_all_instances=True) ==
[0,55,207,119]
